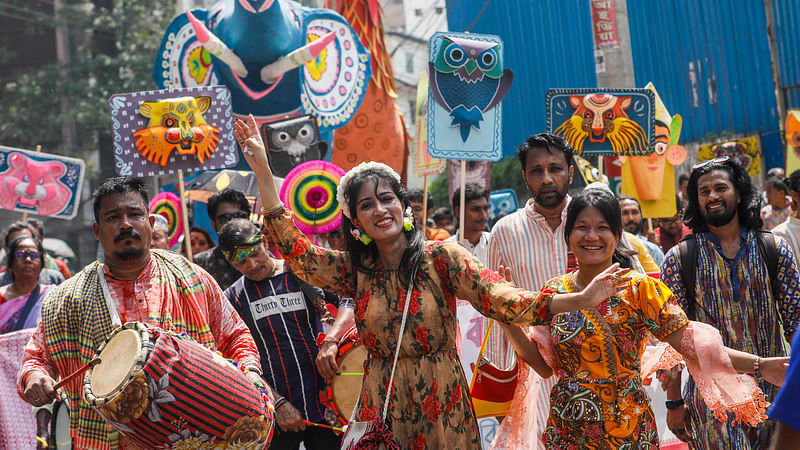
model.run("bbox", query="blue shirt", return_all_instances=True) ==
[768,330,800,432]
[224,266,344,423]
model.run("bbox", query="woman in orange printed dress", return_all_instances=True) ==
[499,188,789,449]
[233,115,632,449]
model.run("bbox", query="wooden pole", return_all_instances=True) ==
[458,160,466,246]
[177,171,193,260]
[421,175,429,239]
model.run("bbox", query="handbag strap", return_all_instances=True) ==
[96,264,122,328]
[380,279,414,420]
[468,318,494,390]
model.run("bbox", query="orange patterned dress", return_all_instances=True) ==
[542,272,688,449]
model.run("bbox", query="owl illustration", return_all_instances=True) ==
[261,115,329,178]
[429,35,514,142]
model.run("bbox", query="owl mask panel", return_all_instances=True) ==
[262,115,328,178]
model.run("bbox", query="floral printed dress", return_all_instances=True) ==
[542,272,688,450]
[263,210,554,449]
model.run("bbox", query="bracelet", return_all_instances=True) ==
[754,357,761,378]
[274,397,289,410]
[260,203,284,216]
[321,337,339,347]
[665,399,685,410]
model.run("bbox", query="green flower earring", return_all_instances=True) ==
[350,228,372,245]
[403,207,414,231]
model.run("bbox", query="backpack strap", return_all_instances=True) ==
[755,230,779,300]
[677,234,698,321]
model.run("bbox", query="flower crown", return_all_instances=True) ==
[336,161,402,219]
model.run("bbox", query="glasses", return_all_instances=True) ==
[328,230,344,239]
[16,250,39,260]
[691,155,730,171]
[216,211,249,225]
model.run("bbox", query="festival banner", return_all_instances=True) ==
[785,110,800,175]
[489,189,518,223]
[414,72,445,177]
[109,85,237,177]
[0,145,85,220]
[697,134,762,177]
[427,32,513,161]
[547,88,655,156]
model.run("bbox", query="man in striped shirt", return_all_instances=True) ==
[220,219,353,449]
[488,133,575,449]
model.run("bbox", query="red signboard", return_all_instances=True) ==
[591,0,619,48]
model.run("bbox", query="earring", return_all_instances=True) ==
[403,206,414,231]
[350,228,372,245]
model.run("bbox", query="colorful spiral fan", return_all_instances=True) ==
[279,160,345,236]
[149,192,183,248]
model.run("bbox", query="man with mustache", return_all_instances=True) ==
[618,196,665,267]
[660,159,800,448]
[17,177,267,449]
[446,183,490,262]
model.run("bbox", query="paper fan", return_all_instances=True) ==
[279,160,345,235]
[149,192,183,247]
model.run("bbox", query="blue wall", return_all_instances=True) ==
[445,0,597,158]
[447,1,798,169]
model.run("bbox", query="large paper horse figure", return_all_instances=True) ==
[153,0,372,145]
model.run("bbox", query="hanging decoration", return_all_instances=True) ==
[279,160,345,235]
[149,192,184,248]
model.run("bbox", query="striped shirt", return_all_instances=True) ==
[224,263,341,423]
[488,197,570,450]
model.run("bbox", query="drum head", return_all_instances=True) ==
[52,400,72,449]
[90,328,142,398]
[331,344,367,422]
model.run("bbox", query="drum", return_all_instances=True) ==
[51,398,72,449]
[83,322,274,449]
[325,326,367,426]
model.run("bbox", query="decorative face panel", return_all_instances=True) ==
[489,189,518,223]
[428,32,513,161]
[698,136,762,176]
[547,88,655,156]
[262,115,328,178]
[109,86,237,177]
[133,96,221,167]
[786,110,800,174]
[0,147,85,219]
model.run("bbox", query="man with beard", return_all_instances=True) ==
[17,177,267,449]
[660,158,800,448]
[487,133,574,449]
[619,196,665,266]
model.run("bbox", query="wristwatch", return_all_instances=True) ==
[665,399,685,410]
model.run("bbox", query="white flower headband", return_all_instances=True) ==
[336,161,402,219]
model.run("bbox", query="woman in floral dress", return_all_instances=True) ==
[500,188,788,449]
[233,116,631,449]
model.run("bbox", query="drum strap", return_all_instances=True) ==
[96,265,122,328]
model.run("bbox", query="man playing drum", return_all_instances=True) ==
[17,177,270,449]
[220,218,355,449]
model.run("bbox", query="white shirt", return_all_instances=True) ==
[446,231,491,264]
[773,216,800,261]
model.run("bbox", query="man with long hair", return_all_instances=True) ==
[660,158,800,448]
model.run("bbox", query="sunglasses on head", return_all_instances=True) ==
[216,211,249,224]
[16,250,39,260]
[691,155,731,171]
[221,234,263,263]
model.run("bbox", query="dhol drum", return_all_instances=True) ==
[51,397,72,449]
[83,322,274,449]
[325,326,367,426]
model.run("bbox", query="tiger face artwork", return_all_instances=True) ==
[132,96,221,166]
[554,94,650,156]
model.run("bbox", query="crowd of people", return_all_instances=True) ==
[1,122,800,449]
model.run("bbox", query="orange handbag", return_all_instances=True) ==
[468,319,519,418]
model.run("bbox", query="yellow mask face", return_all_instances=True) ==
[133,96,221,166]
